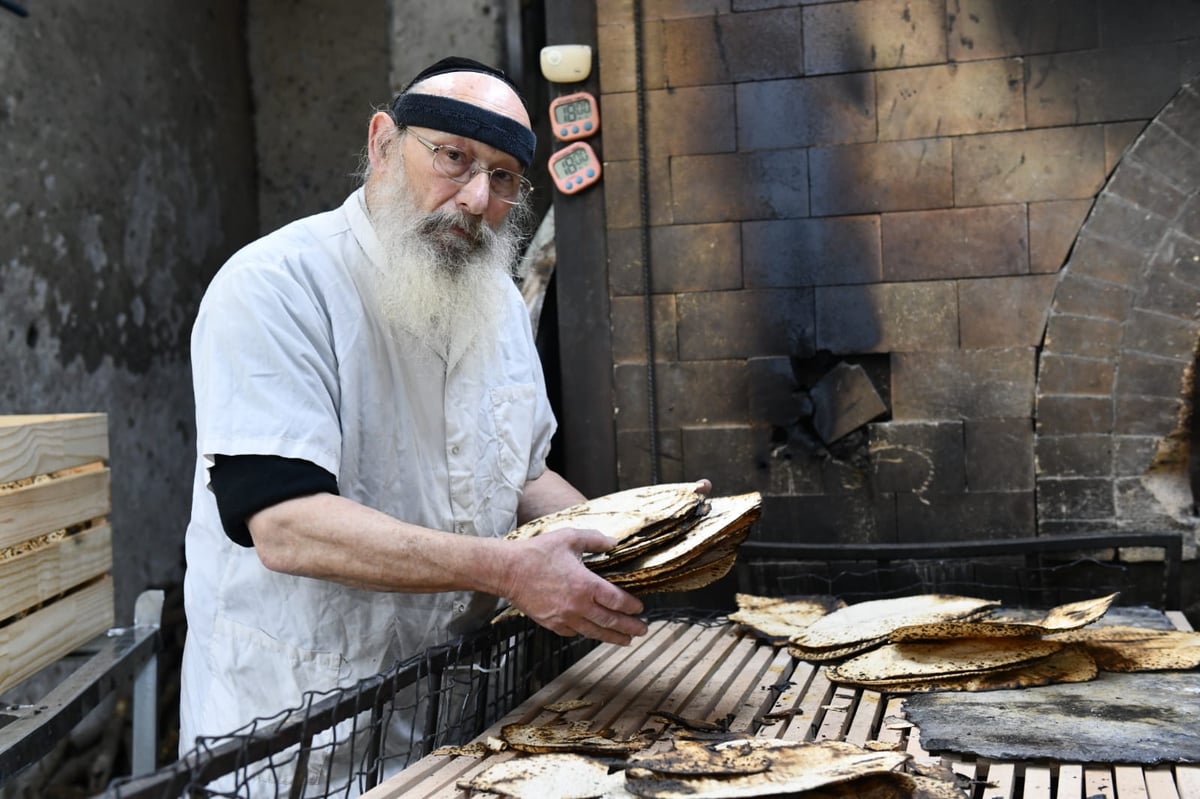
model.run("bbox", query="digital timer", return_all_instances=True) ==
[548,141,601,194]
[549,92,600,142]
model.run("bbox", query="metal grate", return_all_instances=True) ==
[97,608,727,798]
[736,532,1184,610]
[96,613,601,799]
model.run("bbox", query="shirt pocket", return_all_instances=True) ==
[485,383,539,526]
[203,616,363,794]
[208,615,348,718]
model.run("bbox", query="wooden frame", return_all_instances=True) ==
[0,414,113,696]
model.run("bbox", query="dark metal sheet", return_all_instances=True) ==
[902,671,1200,764]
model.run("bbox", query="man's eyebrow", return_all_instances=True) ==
[433,134,524,171]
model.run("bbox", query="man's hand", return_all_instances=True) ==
[502,527,648,645]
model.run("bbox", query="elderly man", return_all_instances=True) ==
[179,57,677,794]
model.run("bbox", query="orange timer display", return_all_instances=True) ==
[549,92,600,142]
[548,141,601,194]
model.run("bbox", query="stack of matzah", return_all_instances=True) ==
[495,484,761,622]
[730,591,1200,693]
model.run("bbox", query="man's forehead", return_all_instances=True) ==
[410,71,531,129]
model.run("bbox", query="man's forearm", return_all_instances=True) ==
[247,482,651,645]
[247,493,516,595]
[516,468,587,524]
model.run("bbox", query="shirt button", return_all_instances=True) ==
[450,445,460,455]
[454,602,467,614]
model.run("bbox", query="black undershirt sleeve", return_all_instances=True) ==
[209,454,339,548]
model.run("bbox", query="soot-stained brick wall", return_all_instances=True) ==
[573,0,1200,552]
[0,2,257,622]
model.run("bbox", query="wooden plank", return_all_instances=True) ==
[368,615,1200,799]
[590,622,715,735]
[756,658,815,739]
[675,632,770,728]
[606,623,731,737]
[0,465,110,549]
[949,760,978,797]
[1114,766,1150,798]
[1084,766,1116,798]
[1023,764,1052,798]
[874,697,909,749]
[1173,765,1200,797]
[727,645,796,732]
[782,664,836,742]
[0,576,113,694]
[843,688,884,746]
[981,762,1017,799]
[903,722,941,767]
[1142,767,1180,799]
[405,623,758,791]
[1166,611,1193,631]
[544,3,615,499]
[0,414,108,484]
[622,626,748,756]
[814,684,857,743]
[0,524,111,622]
[1057,764,1084,799]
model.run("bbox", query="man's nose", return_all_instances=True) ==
[455,170,491,215]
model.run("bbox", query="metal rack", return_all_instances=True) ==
[736,531,1184,611]
[93,531,1188,797]
[1,589,164,784]
[97,610,602,799]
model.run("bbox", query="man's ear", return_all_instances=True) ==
[367,111,399,171]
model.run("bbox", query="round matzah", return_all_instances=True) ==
[828,644,1098,693]
[1048,626,1200,671]
[1038,592,1118,630]
[456,752,620,798]
[791,594,1000,650]
[505,483,706,542]
[730,595,841,642]
[828,637,1064,682]
[627,739,910,799]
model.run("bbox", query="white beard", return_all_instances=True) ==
[363,163,525,365]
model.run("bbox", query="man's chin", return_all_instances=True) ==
[426,233,486,272]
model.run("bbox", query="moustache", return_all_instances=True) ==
[418,211,487,250]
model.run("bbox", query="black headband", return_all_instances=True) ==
[391,92,536,168]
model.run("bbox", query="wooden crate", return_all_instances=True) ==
[0,413,113,696]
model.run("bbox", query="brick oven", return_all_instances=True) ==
[543,1,1200,615]
[1037,83,1200,541]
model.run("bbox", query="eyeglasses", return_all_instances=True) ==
[405,128,533,205]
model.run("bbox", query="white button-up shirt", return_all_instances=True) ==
[179,188,556,790]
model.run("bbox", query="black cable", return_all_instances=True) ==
[633,0,660,484]
[1,1,28,17]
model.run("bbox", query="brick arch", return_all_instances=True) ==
[1036,75,1200,535]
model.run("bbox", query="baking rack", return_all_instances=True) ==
[96,531,1185,798]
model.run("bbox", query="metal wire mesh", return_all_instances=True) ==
[98,608,728,799]
[97,613,600,799]
[742,555,1163,607]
